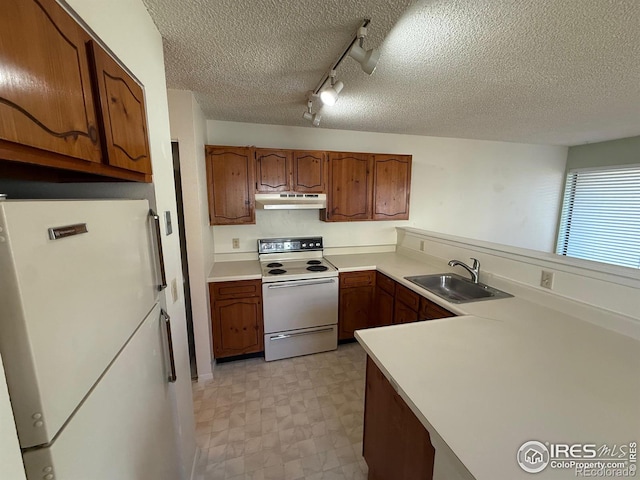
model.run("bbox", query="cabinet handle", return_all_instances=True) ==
[149,209,168,291]
[161,309,177,383]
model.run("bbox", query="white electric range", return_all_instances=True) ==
[258,237,338,361]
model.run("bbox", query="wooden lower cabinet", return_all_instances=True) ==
[394,299,419,324]
[339,271,375,340]
[419,297,456,320]
[393,284,420,324]
[209,280,264,358]
[374,286,394,327]
[363,357,435,480]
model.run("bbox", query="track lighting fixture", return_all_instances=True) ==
[302,19,381,126]
[319,71,344,107]
[302,100,321,126]
[348,26,380,75]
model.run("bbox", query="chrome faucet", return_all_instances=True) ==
[448,258,480,284]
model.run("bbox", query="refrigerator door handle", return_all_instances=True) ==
[149,209,168,291]
[161,309,177,383]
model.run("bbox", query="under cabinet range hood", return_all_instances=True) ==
[255,193,326,210]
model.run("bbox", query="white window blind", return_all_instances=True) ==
[556,164,640,269]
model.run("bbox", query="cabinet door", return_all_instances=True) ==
[325,152,373,221]
[394,300,419,324]
[364,357,402,480]
[292,150,326,193]
[88,41,151,174]
[372,154,412,220]
[339,286,374,340]
[212,297,263,358]
[205,146,255,225]
[419,297,456,320]
[0,0,101,163]
[255,149,291,192]
[373,286,394,327]
[364,357,435,480]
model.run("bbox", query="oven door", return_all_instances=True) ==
[262,276,338,333]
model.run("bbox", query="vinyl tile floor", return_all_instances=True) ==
[192,342,369,480]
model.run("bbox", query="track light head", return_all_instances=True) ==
[349,44,380,75]
[320,81,344,107]
[302,110,321,127]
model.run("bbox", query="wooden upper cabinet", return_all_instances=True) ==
[324,152,373,221]
[373,154,412,220]
[87,41,151,174]
[205,146,255,225]
[0,0,101,163]
[255,149,291,192]
[292,151,326,193]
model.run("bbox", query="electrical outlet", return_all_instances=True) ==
[540,270,554,289]
[171,278,179,302]
[232,238,240,249]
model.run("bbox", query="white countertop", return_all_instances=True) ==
[207,260,261,282]
[325,252,640,479]
[356,317,640,480]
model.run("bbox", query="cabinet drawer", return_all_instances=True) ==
[395,284,420,311]
[210,279,262,300]
[419,297,455,320]
[340,270,375,288]
[376,272,396,295]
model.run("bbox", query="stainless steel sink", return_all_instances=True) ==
[404,273,513,304]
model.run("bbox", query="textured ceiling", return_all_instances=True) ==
[143,0,640,146]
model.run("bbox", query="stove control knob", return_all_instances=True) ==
[315,242,321,247]
[302,243,307,248]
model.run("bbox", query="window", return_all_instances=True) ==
[556,164,640,269]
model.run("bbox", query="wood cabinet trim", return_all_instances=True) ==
[339,270,375,288]
[210,279,261,300]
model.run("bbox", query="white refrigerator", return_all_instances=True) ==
[0,199,181,480]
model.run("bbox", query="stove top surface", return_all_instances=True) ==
[259,257,338,282]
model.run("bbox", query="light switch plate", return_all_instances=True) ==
[165,211,173,235]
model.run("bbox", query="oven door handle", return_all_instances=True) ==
[269,327,334,341]
[266,278,336,289]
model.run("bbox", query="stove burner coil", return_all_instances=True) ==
[267,262,283,268]
[307,265,328,272]
[268,268,287,275]
[307,260,322,265]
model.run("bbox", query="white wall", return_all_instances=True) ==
[207,120,568,254]
[55,0,196,477]
[0,356,26,480]
[167,90,215,380]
